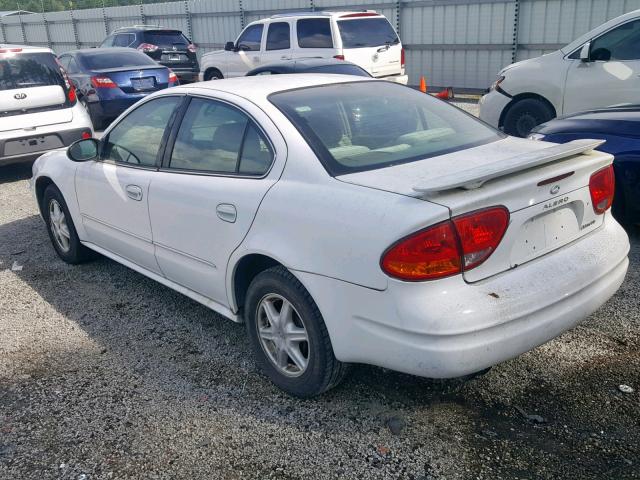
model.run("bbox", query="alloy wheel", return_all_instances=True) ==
[49,199,71,252]
[256,294,310,377]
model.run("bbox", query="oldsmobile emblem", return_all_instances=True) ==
[550,185,560,195]
[14,92,27,100]
[372,53,379,62]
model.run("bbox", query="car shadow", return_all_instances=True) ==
[0,214,466,407]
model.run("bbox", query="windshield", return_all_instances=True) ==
[81,51,157,70]
[0,52,64,91]
[144,31,190,48]
[270,81,502,175]
[337,18,399,48]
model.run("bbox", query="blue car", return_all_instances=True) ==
[530,106,640,225]
[57,47,179,130]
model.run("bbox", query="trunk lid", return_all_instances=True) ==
[91,67,170,93]
[337,137,613,282]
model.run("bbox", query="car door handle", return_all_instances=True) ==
[125,184,143,201]
[216,203,237,223]
[280,56,289,60]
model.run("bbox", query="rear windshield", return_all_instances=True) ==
[269,81,501,175]
[81,51,157,70]
[338,18,399,48]
[0,52,64,91]
[143,31,190,48]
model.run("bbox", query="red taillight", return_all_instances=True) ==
[90,76,117,89]
[589,165,615,214]
[381,221,461,281]
[333,55,345,61]
[453,207,510,271]
[0,48,22,54]
[137,43,159,53]
[401,47,405,68]
[81,131,92,140]
[168,71,178,83]
[381,207,510,281]
[187,43,197,53]
[68,86,77,103]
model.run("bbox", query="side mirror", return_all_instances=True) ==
[224,41,235,51]
[67,138,99,162]
[580,42,591,62]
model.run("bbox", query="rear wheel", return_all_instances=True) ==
[43,185,93,264]
[503,98,554,137]
[245,266,348,397]
[204,68,223,81]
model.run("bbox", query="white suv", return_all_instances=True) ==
[199,11,407,84]
[480,9,640,137]
[1,45,92,167]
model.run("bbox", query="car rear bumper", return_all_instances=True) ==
[377,74,408,85]
[0,126,92,167]
[479,89,511,128]
[161,66,199,83]
[294,214,629,378]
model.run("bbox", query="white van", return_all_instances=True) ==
[1,45,92,167]
[199,11,407,84]
[480,9,640,137]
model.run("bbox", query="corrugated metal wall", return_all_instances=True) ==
[2,0,640,90]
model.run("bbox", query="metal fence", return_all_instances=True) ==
[2,0,640,90]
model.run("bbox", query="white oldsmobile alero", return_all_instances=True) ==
[31,75,630,397]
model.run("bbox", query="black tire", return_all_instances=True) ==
[42,185,94,264]
[244,266,348,397]
[503,98,554,137]
[611,178,632,226]
[82,99,104,131]
[204,68,223,81]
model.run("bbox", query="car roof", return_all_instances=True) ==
[269,10,381,19]
[171,74,373,102]
[0,44,53,54]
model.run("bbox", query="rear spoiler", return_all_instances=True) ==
[412,139,605,194]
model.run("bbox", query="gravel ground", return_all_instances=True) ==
[1,115,639,479]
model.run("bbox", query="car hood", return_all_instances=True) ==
[202,49,225,58]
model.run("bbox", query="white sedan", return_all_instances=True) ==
[31,75,629,397]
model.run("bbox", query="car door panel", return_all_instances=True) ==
[149,174,277,304]
[75,95,183,273]
[227,24,265,77]
[261,21,293,65]
[147,94,286,307]
[76,162,161,273]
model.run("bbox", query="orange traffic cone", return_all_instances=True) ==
[435,87,454,100]
[419,76,427,93]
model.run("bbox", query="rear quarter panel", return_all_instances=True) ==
[228,116,450,305]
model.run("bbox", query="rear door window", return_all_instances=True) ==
[0,52,65,91]
[169,97,273,175]
[297,18,333,48]
[237,24,264,52]
[337,18,399,48]
[266,22,291,51]
[113,33,136,47]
